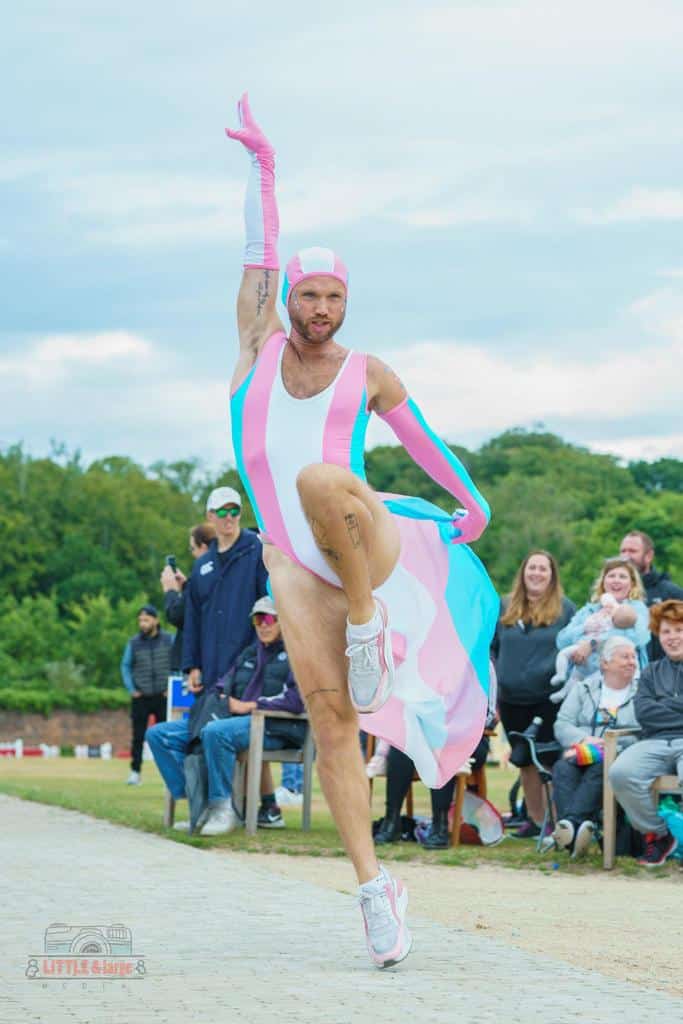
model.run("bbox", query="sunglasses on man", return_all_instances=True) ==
[252,612,278,627]
[213,506,241,518]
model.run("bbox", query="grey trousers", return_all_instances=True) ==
[608,737,683,836]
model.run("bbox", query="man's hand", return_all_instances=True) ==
[160,565,185,592]
[229,697,257,715]
[187,669,203,694]
[131,690,142,699]
[226,92,274,159]
[571,640,593,665]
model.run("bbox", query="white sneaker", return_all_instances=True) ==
[345,599,395,714]
[200,801,238,836]
[572,820,595,859]
[172,821,191,832]
[275,786,304,807]
[366,753,388,779]
[359,867,412,969]
[553,818,575,850]
[126,771,141,785]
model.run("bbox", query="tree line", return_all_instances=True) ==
[1,432,681,712]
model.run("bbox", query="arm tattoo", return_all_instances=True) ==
[344,513,361,549]
[311,518,341,563]
[255,270,271,317]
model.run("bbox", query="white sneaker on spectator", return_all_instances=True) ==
[553,818,575,851]
[172,820,191,832]
[126,771,141,786]
[572,820,595,859]
[200,801,238,836]
[275,786,304,807]
[359,867,412,969]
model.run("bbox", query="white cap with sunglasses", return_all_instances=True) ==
[206,486,242,512]
[251,595,277,617]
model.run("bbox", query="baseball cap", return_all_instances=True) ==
[251,595,277,616]
[138,603,159,618]
[206,486,242,512]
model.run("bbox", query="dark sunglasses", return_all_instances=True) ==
[213,506,241,519]
[252,613,277,627]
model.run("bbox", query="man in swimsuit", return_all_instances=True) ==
[226,94,496,968]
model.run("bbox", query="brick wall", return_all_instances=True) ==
[0,709,142,751]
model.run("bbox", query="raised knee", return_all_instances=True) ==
[296,463,342,508]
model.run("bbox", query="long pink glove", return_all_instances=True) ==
[226,92,279,270]
[380,396,490,544]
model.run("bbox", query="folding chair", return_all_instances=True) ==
[507,721,561,851]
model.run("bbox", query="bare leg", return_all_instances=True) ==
[263,544,379,883]
[296,464,400,624]
[261,763,274,796]
[520,765,546,825]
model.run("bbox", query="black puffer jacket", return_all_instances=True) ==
[225,638,306,748]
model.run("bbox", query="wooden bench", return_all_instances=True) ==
[602,728,683,869]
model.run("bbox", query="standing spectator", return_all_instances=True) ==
[160,522,216,672]
[182,486,268,694]
[619,530,683,660]
[556,558,650,680]
[609,600,683,867]
[492,550,575,838]
[120,604,173,785]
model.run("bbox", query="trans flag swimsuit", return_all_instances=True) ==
[231,330,499,788]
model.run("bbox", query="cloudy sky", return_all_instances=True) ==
[2,1,682,471]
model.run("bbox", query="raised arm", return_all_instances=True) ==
[226,93,284,373]
[367,356,490,544]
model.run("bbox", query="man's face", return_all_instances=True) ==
[659,620,683,661]
[208,504,241,541]
[619,535,652,574]
[288,276,347,344]
[138,612,158,635]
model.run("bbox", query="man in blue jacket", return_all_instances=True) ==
[146,486,268,826]
[183,486,268,692]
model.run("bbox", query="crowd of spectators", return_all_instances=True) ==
[121,505,683,866]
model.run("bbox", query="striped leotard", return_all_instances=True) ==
[231,331,499,787]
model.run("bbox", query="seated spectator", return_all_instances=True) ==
[373,731,491,848]
[554,557,649,700]
[147,596,305,835]
[160,522,216,672]
[550,636,639,858]
[609,599,683,868]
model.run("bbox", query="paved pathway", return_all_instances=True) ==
[2,794,681,1024]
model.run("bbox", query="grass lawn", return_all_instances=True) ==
[1,756,675,876]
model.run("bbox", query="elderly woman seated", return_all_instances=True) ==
[549,635,640,858]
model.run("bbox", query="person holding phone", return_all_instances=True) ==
[160,523,217,672]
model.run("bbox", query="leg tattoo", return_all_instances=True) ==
[311,518,341,563]
[344,513,361,549]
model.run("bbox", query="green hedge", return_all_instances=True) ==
[0,688,131,715]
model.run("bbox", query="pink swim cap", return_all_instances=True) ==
[281,247,349,307]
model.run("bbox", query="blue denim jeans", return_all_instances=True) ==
[281,762,304,793]
[146,716,281,803]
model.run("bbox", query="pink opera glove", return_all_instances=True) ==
[380,396,490,545]
[226,92,279,270]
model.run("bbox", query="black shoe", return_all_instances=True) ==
[511,820,541,839]
[422,810,449,849]
[637,831,678,867]
[374,811,402,844]
[257,804,285,829]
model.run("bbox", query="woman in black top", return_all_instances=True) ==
[492,550,575,837]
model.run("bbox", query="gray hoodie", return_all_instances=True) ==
[634,657,683,739]
[554,671,639,750]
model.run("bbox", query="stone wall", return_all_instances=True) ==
[0,709,137,751]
